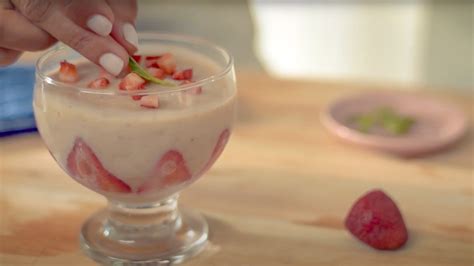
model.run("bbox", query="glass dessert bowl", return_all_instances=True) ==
[33,33,236,265]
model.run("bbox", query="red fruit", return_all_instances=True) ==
[132,55,142,64]
[119,72,146,91]
[156,53,176,74]
[147,67,166,79]
[88,77,110,89]
[172,68,193,80]
[145,55,162,60]
[140,95,160,109]
[145,60,158,68]
[197,129,230,176]
[137,150,191,193]
[59,60,78,83]
[67,138,131,193]
[345,189,408,250]
[145,56,162,68]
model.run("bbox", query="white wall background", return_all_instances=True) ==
[250,1,473,91]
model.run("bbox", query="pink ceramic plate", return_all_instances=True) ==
[321,91,468,157]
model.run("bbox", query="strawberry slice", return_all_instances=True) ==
[59,60,79,83]
[140,95,160,109]
[197,129,230,176]
[172,68,193,80]
[88,77,110,89]
[67,138,131,193]
[181,80,202,95]
[156,53,176,74]
[345,189,408,250]
[147,67,166,79]
[137,150,191,193]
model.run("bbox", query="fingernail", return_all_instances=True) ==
[99,53,124,76]
[122,23,138,48]
[87,15,113,36]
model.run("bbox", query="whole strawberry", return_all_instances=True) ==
[345,189,408,250]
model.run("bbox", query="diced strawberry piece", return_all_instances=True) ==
[145,55,162,60]
[147,67,166,79]
[119,73,146,91]
[197,129,230,176]
[181,80,202,95]
[131,95,143,101]
[145,56,162,68]
[88,77,110,89]
[140,95,160,109]
[145,60,158,68]
[137,150,191,193]
[67,138,131,193]
[345,189,408,250]
[172,68,193,80]
[156,53,176,74]
[132,55,142,64]
[59,60,78,83]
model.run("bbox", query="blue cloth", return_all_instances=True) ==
[0,66,37,136]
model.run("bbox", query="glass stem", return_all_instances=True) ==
[103,194,181,241]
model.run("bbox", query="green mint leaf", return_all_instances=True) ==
[128,57,176,87]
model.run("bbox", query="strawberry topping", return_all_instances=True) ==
[156,53,176,74]
[59,60,79,83]
[88,77,110,89]
[172,68,193,80]
[119,72,146,91]
[147,67,166,79]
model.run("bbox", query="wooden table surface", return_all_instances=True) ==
[0,72,473,266]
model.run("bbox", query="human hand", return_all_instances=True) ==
[0,0,138,76]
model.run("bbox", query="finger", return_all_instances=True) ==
[0,48,22,66]
[107,0,138,53]
[63,0,114,37]
[0,9,56,51]
[12,1,128,76]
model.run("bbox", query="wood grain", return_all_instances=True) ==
[0,72,473,266]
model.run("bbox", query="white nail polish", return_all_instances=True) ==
[87,15,113,36]
[122,23,138,48]
[99,53,124,76]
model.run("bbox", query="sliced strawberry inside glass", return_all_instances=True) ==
[197,129,230,176]
[137,150,191,193]
[59,60,78,83]
[67,138,131,193]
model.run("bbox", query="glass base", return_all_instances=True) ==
[79,195,208,265]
